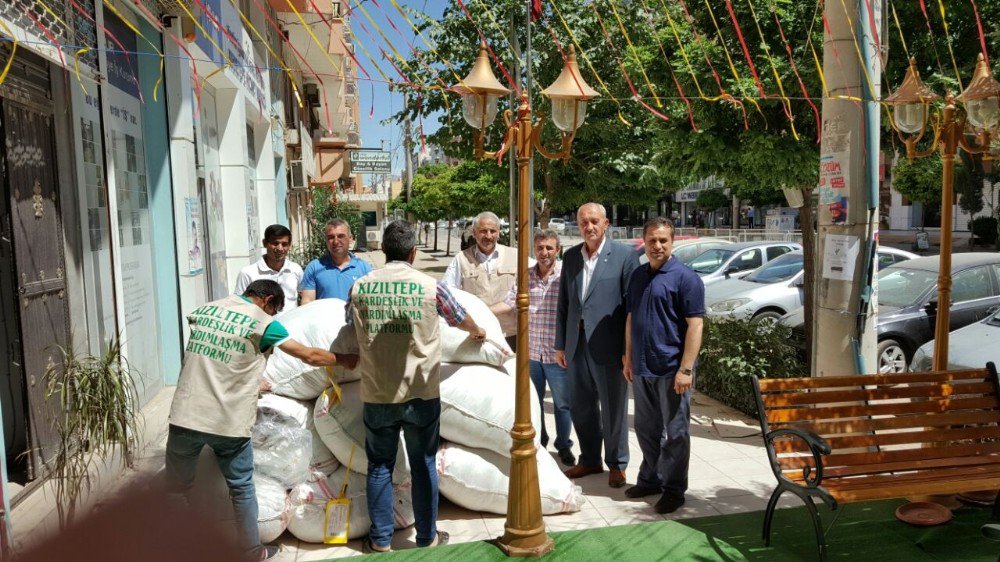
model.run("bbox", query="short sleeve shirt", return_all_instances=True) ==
[627,257,705,378]
[234,258,303,313]
[300,253,373,301]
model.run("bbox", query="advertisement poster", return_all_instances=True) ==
[185,197,204,275]
[818,130,850,225]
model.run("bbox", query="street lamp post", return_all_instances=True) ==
[453,42,597,557]
[886,55,1000,371]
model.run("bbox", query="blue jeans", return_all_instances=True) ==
[164,424,260,560]
[530,360,574,452]
[364,398,440,548]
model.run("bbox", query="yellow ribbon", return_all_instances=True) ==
[606,0,662,108]
[225,0,301,108]
[387,0,466,88]
[935,0,964,90]
[836,0,878,101]
[889,0,910,61]
[281,0,347,78]
[74,48,91,95]
[100,0,165,101]
[743,0,799,141]
[0,20,18,89]
[698,0,766,123]
[200,63,232,94]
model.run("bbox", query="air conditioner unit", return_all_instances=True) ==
[289,160,307,190]
[366,229,381,249]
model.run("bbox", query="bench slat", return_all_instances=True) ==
[765,396,1000,423]
[829,476,1000,502]
[779,442,1000,471]
[784,454,1000,479]
[771,425,1000,454]
[757,369,990,391]
[818,463,1000,490]
[761,382,997,407]
[771,410,1000,435]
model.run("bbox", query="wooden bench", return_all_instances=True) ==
[752,364,1000,560]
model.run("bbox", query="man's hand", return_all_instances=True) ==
[674,371,693,395]
[259,378,272,394]
[468,325,486,342]
[555,350,567,369]
[337,353,360,370]
[623,356,633,383]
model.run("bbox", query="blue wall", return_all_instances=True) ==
[139,19,182,384]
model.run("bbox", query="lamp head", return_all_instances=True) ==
[541,46,600,133]
[885,58,940,134]
[958,53,1000,131]
[453,41,511,130]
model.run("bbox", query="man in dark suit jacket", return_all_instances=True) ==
[555,203,639,488]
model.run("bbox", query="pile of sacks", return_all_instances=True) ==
[249,291,583,544]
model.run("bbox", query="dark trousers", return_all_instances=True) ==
[568,331,630,470]
[633,376,691,499]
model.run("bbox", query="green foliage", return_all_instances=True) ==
[46,336,139,525]
[290,188,363,265]
[695,188,729,211]
[397,161,509,222]
[696,317,806,417]
[971,216,999,246]
[892,154,946,206]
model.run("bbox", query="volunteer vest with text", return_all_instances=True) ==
[351,263,441,404]
[457,245,517,306]
[170,294,273,438]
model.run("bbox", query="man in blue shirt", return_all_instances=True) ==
[300,218,373,304]
[623,217,705,514]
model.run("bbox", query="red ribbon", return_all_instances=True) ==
[969,0,990,66]
[773,11,820,143]
[453,0,520,94]
[722,0,765,98]
[592,5,669,122]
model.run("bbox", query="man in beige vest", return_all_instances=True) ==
[350,220,486,553]
[166,280,357,562]
[441,212,518,333]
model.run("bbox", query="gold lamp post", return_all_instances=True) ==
[453,42,597,557]
[885,55,1000,370]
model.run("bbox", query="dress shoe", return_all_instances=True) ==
[557,448,576,467]
[624,485,661,498]
[608,469,626,488]
[654,493,685,514]
[563,464,603,479]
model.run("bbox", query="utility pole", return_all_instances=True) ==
[403,91,416,238]
[812,0,882,376]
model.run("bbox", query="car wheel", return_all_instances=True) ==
[751,310,783,326]
[878,339,908,373]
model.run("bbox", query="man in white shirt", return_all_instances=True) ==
[234,224,303,313]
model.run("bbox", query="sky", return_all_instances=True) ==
[347,0,448,179]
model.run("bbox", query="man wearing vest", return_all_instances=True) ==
[350,221,487,554]
[166,280,357,562]
[441,211,519,338]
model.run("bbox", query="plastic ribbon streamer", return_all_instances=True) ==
[21,7,68,72]
[128,0,203,109]
[888,0,911,61]
[591,3,670,122]
[452,0,519,93]
[860,0,884,78]
[916,0,948,80]
[74,47,91,95]
[387,0,467,87]
[330,1,402,85]
[770,7,821,142]
[348,0,420,84]
[200,62,231,94]
[471,0,528,72]
[101,0,166,101]
[225,0,299,105]
[545,1,631,125]
[0,19,19,89]
[635,0,698,130]
[741,0,799,141]
[694,0,766,123]
[279,0,346,77]
[835,0,879,101]
[721,0,765,98]
[936,0,964,90]
[605,0,662,108]
[968,0,989,65]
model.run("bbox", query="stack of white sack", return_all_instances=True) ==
[256,475,293,543]
[439,289,512,366]
[252,394,314,489]
[438,362,541,457]
[313,381,410,480]
[288,466,415,542]
[437,441,583,515]
[263,299,360,399]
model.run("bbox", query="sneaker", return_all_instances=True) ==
[624,485,661,499]
[259,545,281,561]
[557,448,576,467]
[654,493,685,514]
[362,538,392,554]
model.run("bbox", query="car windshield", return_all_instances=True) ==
[878,267,938,307]
[745,252,803,283]
[689,249,734,274]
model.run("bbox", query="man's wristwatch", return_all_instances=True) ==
[678,368,693,376]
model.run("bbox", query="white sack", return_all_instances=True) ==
[439,363,541,457]
[264,299,360,399]
[436,442,582,515]
[253,399,313,489]
[313,382,409,478]
[287,467,415,542]
[439,289,512,367]
[256,476,292,543]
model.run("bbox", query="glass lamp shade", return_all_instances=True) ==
[461,93,500,130]
[551,98,587,133]
[965,97,1000,131]
[893,103,926,134]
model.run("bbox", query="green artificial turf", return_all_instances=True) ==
[352,500,1000,561]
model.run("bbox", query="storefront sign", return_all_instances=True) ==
[350,149,391,174]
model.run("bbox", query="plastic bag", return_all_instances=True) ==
[439,289,512,366]
[253,407,313,489]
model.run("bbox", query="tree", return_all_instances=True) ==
[696,188,729,212]
[292,188,362,265]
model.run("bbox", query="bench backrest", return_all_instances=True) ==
[753,365,1000,475]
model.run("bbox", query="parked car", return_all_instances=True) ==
[909,308,1000,371]
[546,218,567,234]
[781,252,1000,373]
[633,237,730,265]
[707,247,919,325]
[687,241,801,287]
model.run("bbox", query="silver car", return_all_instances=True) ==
[910,309,1000,371]
[688,241,801,287]
[705,250,805,323]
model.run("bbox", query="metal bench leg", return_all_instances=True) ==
[762,487,785,546]
[993,491,1000,519]
[803,496,828,562]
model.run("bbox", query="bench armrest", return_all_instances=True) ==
[764,428,831,489]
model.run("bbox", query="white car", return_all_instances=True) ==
[689,242,802,287]
[705,251,805,324]
[547,218,566,234]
